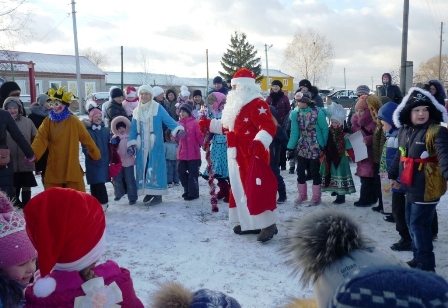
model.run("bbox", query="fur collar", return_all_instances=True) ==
[30,103,50,118]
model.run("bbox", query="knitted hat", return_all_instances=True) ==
[0,81,20,99]
[393,87,448,128]
[88,107,102,122]
[299,79,312,89]
[0,191,37,269]
[3,96,20,110]
[180,85,190,98]
[193,89,202,97]
[125,86,137,98]
[151,281,241,308]
[327,102,346,125]
[356,85,370,96]
[329,265,448,308]
[137,85,154,97]
[47,87,77,105]
[231,67,256,87]
[153,86,164,98]
[24,188,106,297]
[271,80,283,88]
[110,87,124,99]
[37,94,49,106]
[213,76,223,84]
[355,97,368,110]
[179,103,192,116]
[281,208,407,308]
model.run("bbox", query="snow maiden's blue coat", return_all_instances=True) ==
[128,102,183,195]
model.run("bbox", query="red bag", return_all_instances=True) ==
[109,144,122,179]
[245,156,277,215]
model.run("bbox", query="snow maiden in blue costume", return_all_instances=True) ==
[127,85,184,206]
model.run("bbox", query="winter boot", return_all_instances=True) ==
[233,225,261,235]
[257,224,278,243]
[390,237,412,251]
[294,183,308,205]
[332,194,345,204]
[101,203,109,212]
[143,195,154,203]
[308,185,322,206]
[146,195,162,206]
[217,180,229,200]
[277,189,287,204]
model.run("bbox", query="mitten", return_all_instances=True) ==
[286,149,295,160]
[110,136,120,149]
[127,146,136,156]
[198,118,211,135]
[177,130,186,139]
[248,140,267,158]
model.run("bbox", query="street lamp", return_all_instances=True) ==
[265,44,273,92]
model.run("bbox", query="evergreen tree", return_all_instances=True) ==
[219,31,263,83]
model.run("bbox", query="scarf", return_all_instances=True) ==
[132,100,155,148]
[322,126,345,187]
[49,107,71,123]
[30,104,51,118]
[269,91,284,107]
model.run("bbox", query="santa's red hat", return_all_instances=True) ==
[125,86,137,98]
[24,188,106,297]
[231,68,256,87]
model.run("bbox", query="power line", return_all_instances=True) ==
[39,13,71,42]
[422,0,439,31]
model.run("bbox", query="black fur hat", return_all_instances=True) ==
[271,79,283,88]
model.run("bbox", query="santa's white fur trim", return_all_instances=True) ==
[171,125,184,136]
[228,147,236,159]
[254,130,273,149]
[210,119,223,134]
[231,77,255,87]
[33,276,57,298]
[393,87,448,128]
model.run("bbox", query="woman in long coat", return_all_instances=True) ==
[127,85,184,206]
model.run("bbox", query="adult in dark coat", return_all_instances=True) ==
[165,89,179,121]
[0,81,27,116]
[424,79,447,107]
[207,76,229,96]
[27,94,51,182]
[266,80,290,170]
[377,73,403,104]
[106,87,128,124]
[298,79,324,108]
[0,109,35,198]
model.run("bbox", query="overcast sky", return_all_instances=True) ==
[10,0,448,90]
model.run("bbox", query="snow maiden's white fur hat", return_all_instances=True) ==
[281,208,408,308]
[137,85,154,97]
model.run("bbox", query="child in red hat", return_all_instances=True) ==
[24,187,143,307]
[0,191,37,287]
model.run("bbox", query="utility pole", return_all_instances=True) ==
[121,46,123,90]
[439,22,444,80]
[71,0,83,114]
[400,0,409,94]
[206,49,209,94]
[344,68,346,89]
[264,44,272,92]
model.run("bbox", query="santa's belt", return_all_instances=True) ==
[226,131,236,148]
[399,155,438,186]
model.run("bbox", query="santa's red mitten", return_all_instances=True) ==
[249,140,267,159]
[198,118,211,136]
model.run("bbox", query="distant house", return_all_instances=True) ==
[260,69,294,97]
[105,72,212,97]
[0,51,106,105]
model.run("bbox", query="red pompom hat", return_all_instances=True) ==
[231,68,256,87]
[24,188,106,297]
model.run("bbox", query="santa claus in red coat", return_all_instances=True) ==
[201,68,278,242]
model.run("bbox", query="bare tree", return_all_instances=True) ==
[0,50,20,80]
[283,28,334,87]
[80,47,109,70]
[0,0,32,49]
[137,48,152,85]
[415,54,448,83]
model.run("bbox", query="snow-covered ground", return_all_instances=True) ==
[20,146,448,308]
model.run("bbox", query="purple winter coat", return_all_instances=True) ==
[266,92,291,126]
[25,260,144,308]
[351,110,376,178]
[177,116,203,160]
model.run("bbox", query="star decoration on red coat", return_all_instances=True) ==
[245,130,250,134]
[244,118,249,122]
[258,106,267,115]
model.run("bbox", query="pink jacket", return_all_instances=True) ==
[122,99,138,117]
[25,260,143,308]
[351,110,376,177]
[177,116,203,160]
[111,116,135,167]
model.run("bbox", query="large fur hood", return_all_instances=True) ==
[427,79,447,106]
[281,208,371,286]
[110,115,131,136]
[150,282,193,308]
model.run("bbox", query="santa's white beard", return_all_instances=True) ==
[221,83,262,130]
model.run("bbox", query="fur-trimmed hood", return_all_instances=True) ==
[281,208,371,286]
[427,79,447,106]
[393,87,448,128]
[110,115,131,136]
[30,102,50,118]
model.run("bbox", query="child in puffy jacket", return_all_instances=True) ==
[164,129,179,187]
[177,103,203,201]
[110,116,138,205]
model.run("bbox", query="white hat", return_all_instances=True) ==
[138,85,155,97]
[180,85,190,98]
[153,86,164,97]
[327,103,346,125]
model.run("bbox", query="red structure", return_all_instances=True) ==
[0,60,36,103]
